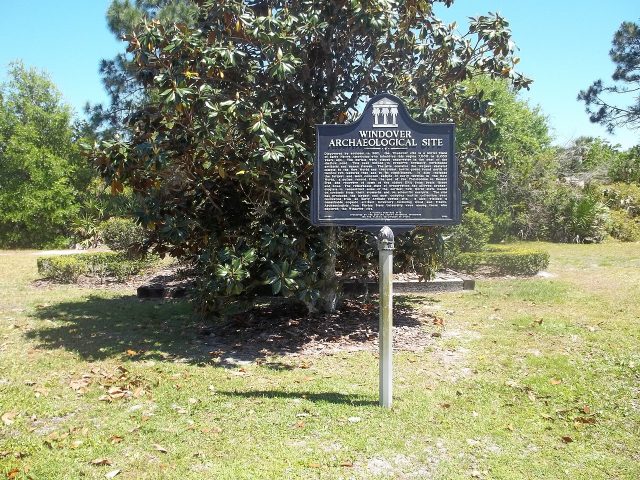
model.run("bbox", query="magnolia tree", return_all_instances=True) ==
[90,0,530,315]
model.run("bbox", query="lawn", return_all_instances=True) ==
[1,243,639,479]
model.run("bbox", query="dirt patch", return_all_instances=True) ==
[200,299,439,363]
[355,450,445,479]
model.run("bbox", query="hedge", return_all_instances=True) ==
[450,247,550,276]
[37,252,158,282]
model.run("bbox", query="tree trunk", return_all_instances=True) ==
[311,226,339,313]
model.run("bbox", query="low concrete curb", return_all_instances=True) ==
[343,273,474,295]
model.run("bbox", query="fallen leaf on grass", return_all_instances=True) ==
[125,349,138,356]
[574,416,596,428]
[575,416,596,424]
[34,386,49,398]
[582,405,591,414]
[0,451,26,460]
[308,462,321,468]
[105,470,121,479]
[6,468,20,480]
[549,378,562,385]
[439,403,451,409]
[109,435,124,444]
[107,386,128,399]
[70,440,84,449]
[561,436,574,443]
[340,460,353,467]
[2,411,17,426]
[173,405,188,415]
[91,458,112,466]
[132,387,145,398]
[70,378,91,394]
[152,444,168,453]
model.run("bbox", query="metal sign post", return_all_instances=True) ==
[377,226,394,408]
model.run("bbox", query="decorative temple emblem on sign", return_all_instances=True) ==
[372,98,399,128]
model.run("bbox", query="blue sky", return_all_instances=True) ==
[0,1,638,148]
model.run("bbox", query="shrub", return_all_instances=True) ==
[36,256,86,282]
[450,246,550,276]
[546,185,608,243]
[447,209,493,254]
[607,210,640,242]
[448,252,483,273]
[37,252,158,282]
[601,183,640,217]
[394,226,446,281]
[99,217,144,253]
[608,146,640,183]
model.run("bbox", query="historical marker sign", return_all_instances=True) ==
[312,93,460,228]
[312,93,460,408]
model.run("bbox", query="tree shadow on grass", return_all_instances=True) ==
[218,389,378,406]
[27,295,211,364]
[26,294,429,365]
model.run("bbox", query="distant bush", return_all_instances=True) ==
[37,252,158,282]
[608,146,640,183]
[546,185,608,243]
[450,246,550,276]
[601,183,640,218]
[607,210,640,242]
[99,217,144,254]
[447,209,493,254]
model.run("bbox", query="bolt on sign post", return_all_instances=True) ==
[312,94,461,408]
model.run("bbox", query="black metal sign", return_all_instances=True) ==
[312,93,460,228]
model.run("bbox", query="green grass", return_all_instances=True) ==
[1,242,639,479]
